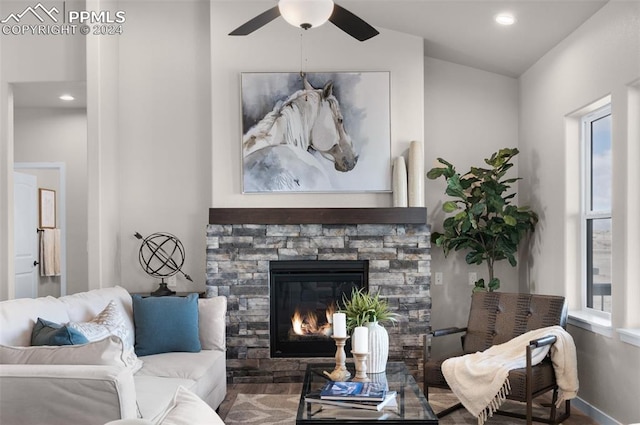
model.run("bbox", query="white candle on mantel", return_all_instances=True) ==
[353,326,369,353]
[333,313,347,338]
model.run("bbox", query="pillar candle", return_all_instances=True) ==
[353,326,369,353]
[332,313,347,338]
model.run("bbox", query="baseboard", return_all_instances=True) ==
[573,396,622,425]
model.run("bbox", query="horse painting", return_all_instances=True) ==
[242,75,359,192]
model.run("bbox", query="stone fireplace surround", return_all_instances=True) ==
[206,207,431,383]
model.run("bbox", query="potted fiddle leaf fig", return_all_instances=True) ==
[427,148,538,292]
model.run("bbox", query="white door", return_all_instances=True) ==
[14,171,38,299]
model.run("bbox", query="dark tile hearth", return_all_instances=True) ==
[205,216,431,384]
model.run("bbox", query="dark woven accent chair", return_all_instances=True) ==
[424,292,571,425]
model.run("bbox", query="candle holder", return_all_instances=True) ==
[323,336,351,381]
[351,351,371,382]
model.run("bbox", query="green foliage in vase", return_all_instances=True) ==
[340,288,397,332]
[427,148,538,292]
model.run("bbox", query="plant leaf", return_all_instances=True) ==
[503,215,517,226]
[443,201,459,213]
[488,277,500,291]
[426,167,444,180]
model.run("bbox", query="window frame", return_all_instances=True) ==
[580,103,612,321]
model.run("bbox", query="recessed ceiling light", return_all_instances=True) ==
[495,13,516,26]
[59,94,75,101]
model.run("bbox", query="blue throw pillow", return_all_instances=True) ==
[132,293,201,356]
[31,318,90,346]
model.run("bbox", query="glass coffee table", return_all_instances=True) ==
[296,362,438,424]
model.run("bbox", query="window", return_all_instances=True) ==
[581,104,612,316]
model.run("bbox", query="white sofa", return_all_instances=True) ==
[0,286,227,425]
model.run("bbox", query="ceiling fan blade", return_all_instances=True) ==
[329,4,379,42]
[229,6,281,36]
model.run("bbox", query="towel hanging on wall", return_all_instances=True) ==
[39,228,61,277]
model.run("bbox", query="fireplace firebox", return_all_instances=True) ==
[270,260,368,358]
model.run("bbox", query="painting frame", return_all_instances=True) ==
[240,71,392,194]
[39,188,56,229]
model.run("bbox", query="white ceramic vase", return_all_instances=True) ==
[365,321,389,373]
[392,156,408,207]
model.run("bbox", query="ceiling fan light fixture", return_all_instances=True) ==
[278,0,334,30]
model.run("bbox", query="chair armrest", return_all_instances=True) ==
[430,327,468,337]
[529,335,557,348]
[424,327,468,363]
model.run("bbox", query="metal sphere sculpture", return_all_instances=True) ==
[134,232,192,296]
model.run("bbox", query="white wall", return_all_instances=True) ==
[0,1,86,84]
[13,108,88,296]
[111,1,212,293]
[210,2,424,208]
[519,2,640,423]
[424,57,520,354]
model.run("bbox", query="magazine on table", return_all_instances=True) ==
[319,381,388,401]
[305,391,397,411]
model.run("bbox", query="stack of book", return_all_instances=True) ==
[305,380,397,412]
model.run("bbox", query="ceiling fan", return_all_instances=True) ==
[229,0,379,42]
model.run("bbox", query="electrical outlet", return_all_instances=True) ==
[434,272,443,286]
[167,275,177,288]
[468,272,477,286]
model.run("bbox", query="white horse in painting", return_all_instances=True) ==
[243,76,358,192]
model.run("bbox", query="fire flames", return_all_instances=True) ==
[291,303,337,337]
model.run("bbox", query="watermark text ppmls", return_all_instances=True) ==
[1,2,126,36]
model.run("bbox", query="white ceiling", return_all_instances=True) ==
[233,0,608,77]
[12,0,608,108]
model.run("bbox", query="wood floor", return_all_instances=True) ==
[218,383,599,424]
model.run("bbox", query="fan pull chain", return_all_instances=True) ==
[300,31,308,101]
[299,30,305,74]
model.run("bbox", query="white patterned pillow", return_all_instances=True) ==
[68,300,143,372]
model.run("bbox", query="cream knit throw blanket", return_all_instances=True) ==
[442,325,578,425]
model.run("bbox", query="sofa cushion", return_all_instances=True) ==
[132,294,201,356]
[136,349,226,409]
[133,375,196,421]
[30,318,89,346]
[1,336,129,368]
[136,349,225,381]
[198,296,226,351]
[68,301,142,372]
[155,386,225,425]
[0,296,70,346]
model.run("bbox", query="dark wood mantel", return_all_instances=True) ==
[209,207,427,225]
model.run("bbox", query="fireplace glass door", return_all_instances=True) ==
[270,260,368,358]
